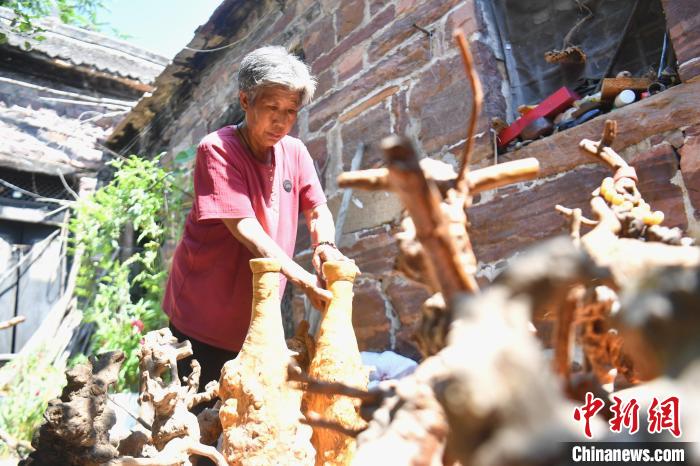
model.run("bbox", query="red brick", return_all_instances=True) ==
[469,143,687,264]
[661,0,700,81]
[384,273,431,361]
[337,45,364,82]
[408,54,472,154]
[629,142,686,230]
[391,87,409,135]
[314,69,334,98]
[269,4,297,37]
[311,5,395,75]
[445,0,479,39]
[469,165,610,263]
[342,226,399,276]
[352,278,391,351]
[303,14,335,64]
[340,103,392,171]
[368,0,461,62]
[409,40,504,161]
[309,37,428,132]
[679,132,700,220]
[336,0,365,41]
[369,0,390,15]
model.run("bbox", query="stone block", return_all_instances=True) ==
[369,0,390,15]
[308,38,428,132]
[679,132,700,221]
[368,0,462,62]
[469,165,610,263]
[470,142,687,264]
[384,273,431,361]
[327,189,403,234]
[341,225,399,275]
[661,0,700,81]
[335,0,365,41]
[352,277,391,351]
[315,69,334,99]
[445,0,478,38]
[311,5,395,75]
[303,14,335,64]
[409,40,504,162]
[337,45,364,82]
[340,102,392,170]
[629,142,686,230]
[305,136,329,177]
[409,54,472,154]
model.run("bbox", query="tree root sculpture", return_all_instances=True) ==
[20,351,125,466]
[112,328,226,466]
[552,120,700,394]
[304,261,368,466]
[292,238,612,466]
[219,258,314,466]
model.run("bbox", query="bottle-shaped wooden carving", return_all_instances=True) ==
[219,258,314,466]
[305,261,368,466]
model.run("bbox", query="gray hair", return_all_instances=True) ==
[238,46,317,106]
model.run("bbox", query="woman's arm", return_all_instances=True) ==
[222,217,331,309]
[304,203,354,278]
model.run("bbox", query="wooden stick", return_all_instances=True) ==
[589,196,622,234]
[467,158,540,193]
[382,136,478,296]
[287,363,383,403]
[552,286,584,379]
[300,411,366,438]
[555,205,598,226]
[580,139,628,170]
[0,315,25,330]
[596,120,617,156]
[338,158,540,195]
[601,77,652,101]
[454,30,484,192]
[337,168,389,191]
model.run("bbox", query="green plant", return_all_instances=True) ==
[70,153,191,391]
[0,0,125,45]
[0,347,65,455]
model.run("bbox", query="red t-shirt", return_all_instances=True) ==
[162,125,326,351]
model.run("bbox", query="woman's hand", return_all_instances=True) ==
[299,270,333,310]
[312,243,347,276]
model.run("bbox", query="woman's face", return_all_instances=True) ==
[240,85,302,149]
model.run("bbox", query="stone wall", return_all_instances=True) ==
[121,0,700,361]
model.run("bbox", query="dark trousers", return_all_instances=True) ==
[169,322,239,390]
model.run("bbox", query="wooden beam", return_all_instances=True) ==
[498,79,700,178]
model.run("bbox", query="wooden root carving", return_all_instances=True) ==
[304,261,368,466]
[20,351,125,466]
[219,258,314,466]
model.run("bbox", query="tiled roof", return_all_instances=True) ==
[0,7,168,84]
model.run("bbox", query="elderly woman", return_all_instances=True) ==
[163,46,348,386]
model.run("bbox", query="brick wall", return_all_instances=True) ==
[131,0,700,361]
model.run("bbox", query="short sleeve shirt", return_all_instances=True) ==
[162,125,326,351]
